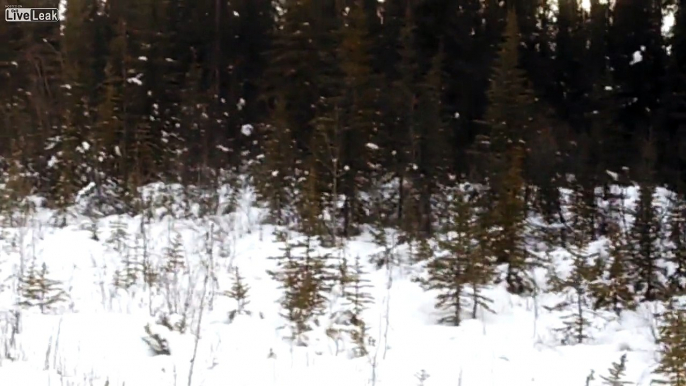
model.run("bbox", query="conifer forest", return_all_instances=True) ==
[2,0,686,385]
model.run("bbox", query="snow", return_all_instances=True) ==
[0,182,665,386]
[127,77,143,86]
[630,51,643,65]
[241,124,253,136]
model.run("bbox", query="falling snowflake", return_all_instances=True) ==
[127,76,143,86]
[241,124,253,136]
[630,50,643,65]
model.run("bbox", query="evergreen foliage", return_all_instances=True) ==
[341,255,373,357]
[590,224,636,315]
[654,304,686,385]
[419,184,494,326]
[18,261,68,314]
[629,177,667,301]
[548,235,598,345]
[227,266,251,317]
[600,353,631,386]
[267,230,335,345]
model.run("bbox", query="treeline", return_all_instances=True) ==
[0,0,683,214]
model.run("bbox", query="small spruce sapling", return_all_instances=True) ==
[420,185,493,326]
[590,224,636,315]
[267,230,334,345]
[548,229,598,345]
[415,369,430,386]
[343,255,374,357]
[226,266,251,320]
[600,353,631,386]
[19,262,68,314]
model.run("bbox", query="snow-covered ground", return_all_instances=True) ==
[0,182,663,386]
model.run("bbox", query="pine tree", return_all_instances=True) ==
[567,176,600,242]
[106,216,129,255]
[389,2,421,239]
[477,7,537,195]
[548,226,598,345]
[420,184,493,326]
[1,141,34,226]
[468,191,497,318]
[226,266,251,316]
[163,230,186,275]
[629,168,667,301]
[268,230,334,345]
[113,249,140,291]
[268,231,306,339]
[600,353,631,386]
[334,0,379,237]
[654,304,686,385]
[254,97,297,226]
[93,60,126,210]
[18,261,68,314]
[492,145,534,294]
[107,217,139,290]
[591,224,636,315]
[342,255,373,357]
[477,8,539,295]
[413,43,452,237]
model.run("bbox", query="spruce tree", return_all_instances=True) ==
[18,261,68,314]
[478,7,537,194]
[591,224,636,315]
[493,145,534,294]
[226,267,251,317]
[268,230,334,345]
[163,230,186,276]
[629,145,667,302]
[389,2,421,239]
[600,353,631,386]
[335,0,379,237]
[478,8,538,294]
[548,223,599,345]
[342,255,373,357]
[413,43,452,237]
[420,184,493,326]
[654,304,686,385]
[567,176,600,242]
[254,97,297,226]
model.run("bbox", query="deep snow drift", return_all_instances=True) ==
[0,181,665,386]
